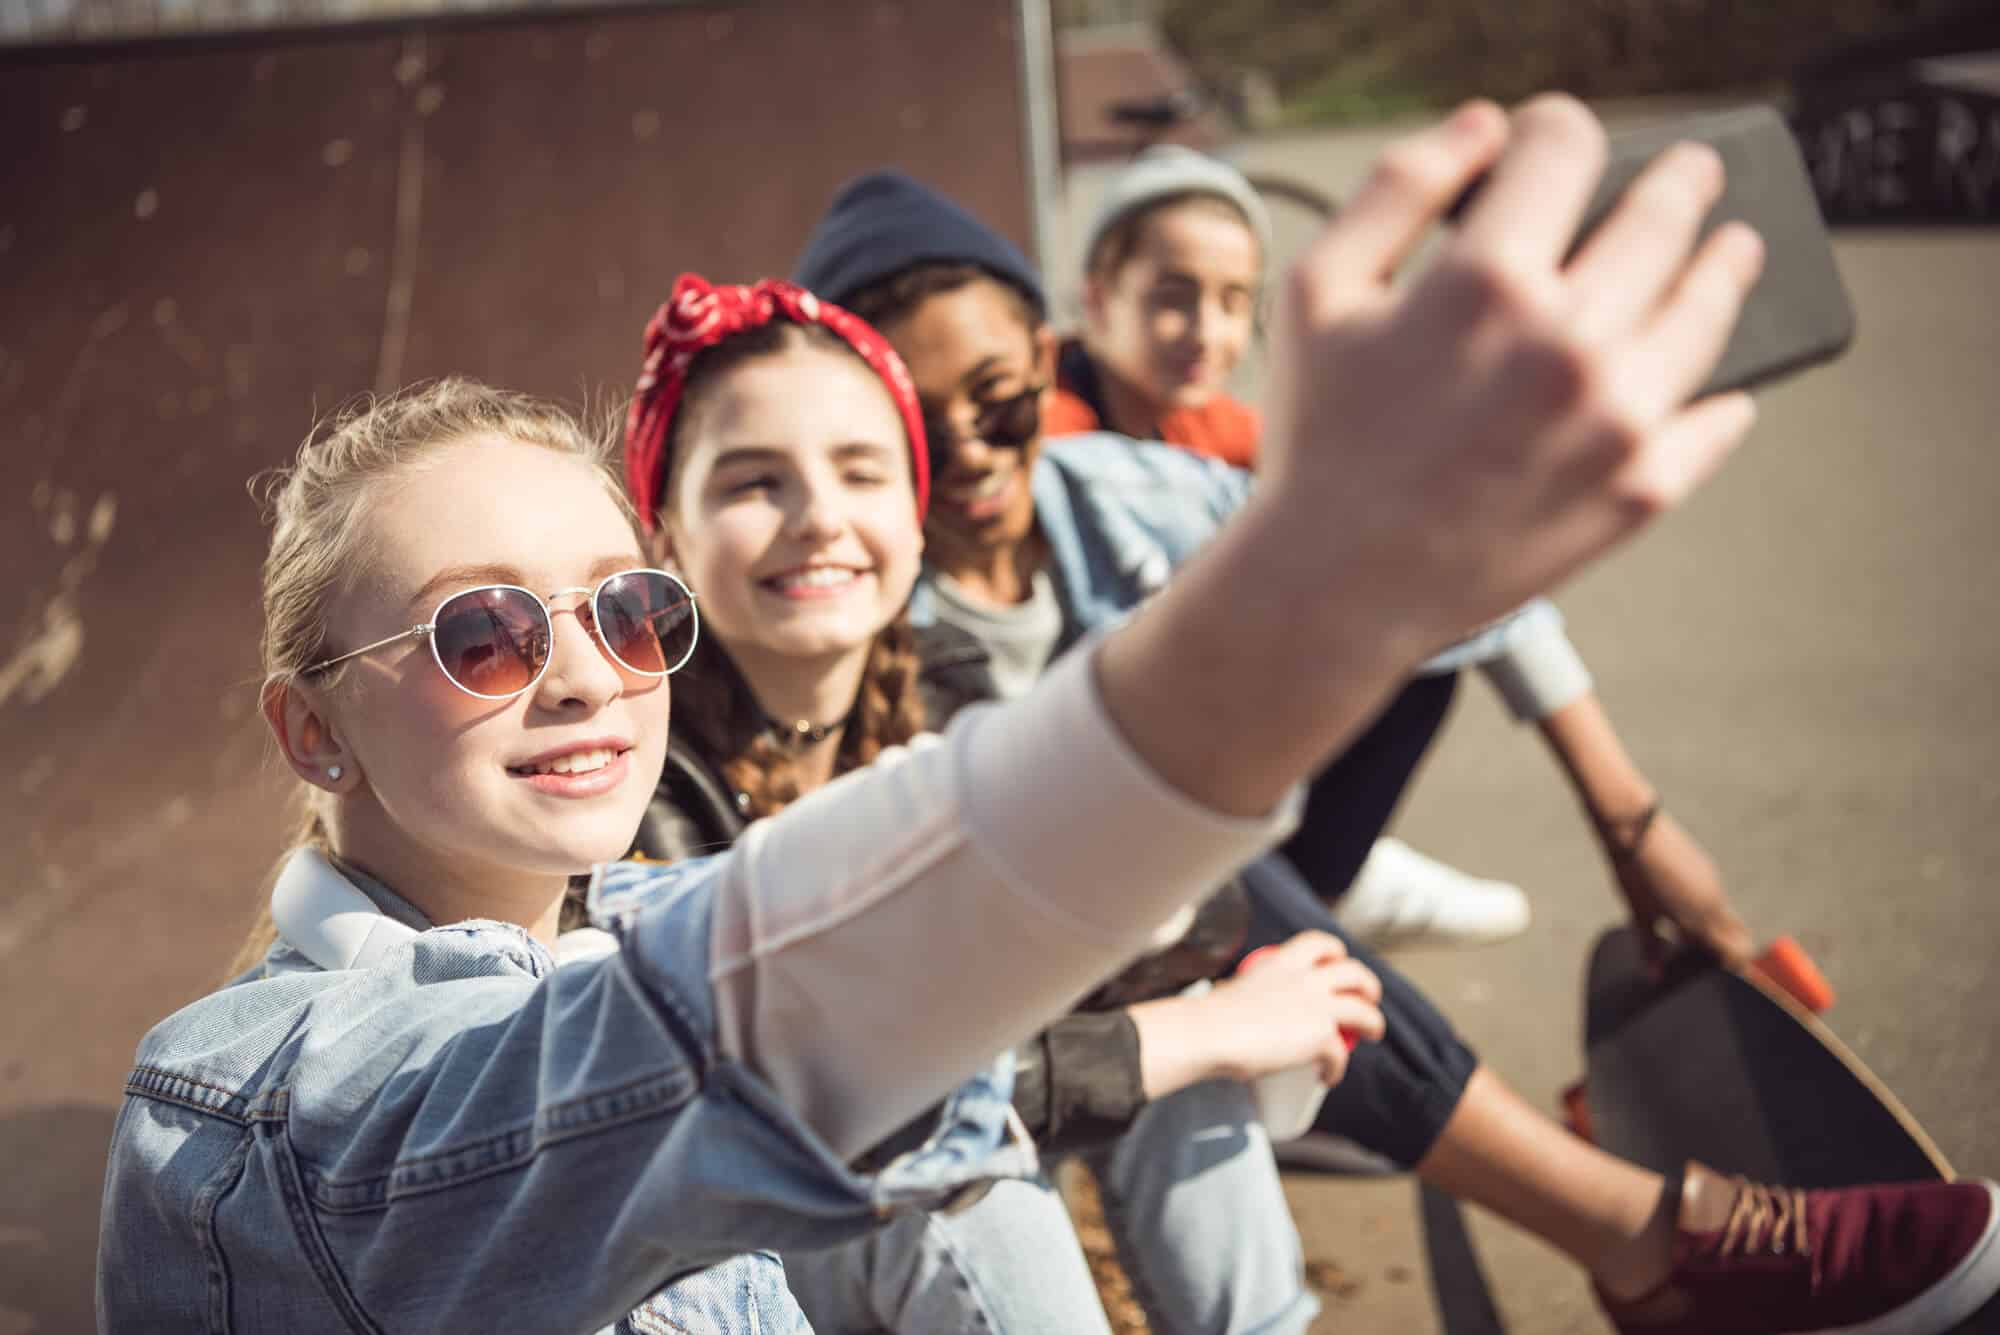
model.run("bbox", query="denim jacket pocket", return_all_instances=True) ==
[257,1095,382,1334]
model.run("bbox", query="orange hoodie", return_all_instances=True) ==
[1048,339,1261,470]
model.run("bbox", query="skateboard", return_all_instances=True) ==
[1565,926,1954,1188]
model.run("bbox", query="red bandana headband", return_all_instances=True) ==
[624,273,930,534]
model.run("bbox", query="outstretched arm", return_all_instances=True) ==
[1536,690,1754,966]
[1476,605,1754,965]
[722,94,1765,1157]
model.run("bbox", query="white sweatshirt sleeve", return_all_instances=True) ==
[1475,602,1595,722]
[706,643,1301,1158]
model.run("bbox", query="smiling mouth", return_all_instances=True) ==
[940,471,1014,515]
[761,567,869,595]
[507,746,625,778]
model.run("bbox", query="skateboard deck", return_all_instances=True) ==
[1579,925,1952,1188]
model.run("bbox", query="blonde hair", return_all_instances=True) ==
[224,379,629,979]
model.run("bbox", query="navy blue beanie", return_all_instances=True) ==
[791,170,1046,318]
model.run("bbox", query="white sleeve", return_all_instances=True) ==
[1475,603,1595,722]
[707,643,1301,1158]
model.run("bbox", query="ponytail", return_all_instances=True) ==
[219,793,330,983]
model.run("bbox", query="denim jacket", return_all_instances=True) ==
[98,644,1293,1334]
[910,432,1590,720]
[97,856,1023,1333]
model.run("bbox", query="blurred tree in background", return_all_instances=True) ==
[1156,0,1988,123]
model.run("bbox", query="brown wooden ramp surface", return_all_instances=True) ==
[0,5,1033,1328]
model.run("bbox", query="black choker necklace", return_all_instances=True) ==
[769,715,842,747]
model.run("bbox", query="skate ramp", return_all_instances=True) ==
[0,4,1033,1327]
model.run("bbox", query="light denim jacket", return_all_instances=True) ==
[97,858,1021,1333]
[98,644,1295,1334]
[910,432,1591,721]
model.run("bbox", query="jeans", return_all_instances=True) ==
[1086,1078,1319,1335]
[784,1177,1112,1334]
[1281,672,1460,906]
[785,1080,1316,1335]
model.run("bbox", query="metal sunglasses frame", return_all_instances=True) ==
[922,381,1047,461]
[302,567,699,701]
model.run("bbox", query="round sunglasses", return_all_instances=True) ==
[303,568,699,701]
[921,382,1045,476]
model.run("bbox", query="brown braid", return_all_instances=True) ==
[670,612,928,822]
[843,615,928,773]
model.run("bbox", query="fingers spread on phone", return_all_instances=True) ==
[1455,94,1607,276]
[1631,222,1766,416]
[1293,100,1508,316]
[1617,391,1757,517]
[1564,140,1726,344]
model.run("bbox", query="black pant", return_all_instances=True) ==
[1236,674,1480,1168]
[1282,672,1461,907]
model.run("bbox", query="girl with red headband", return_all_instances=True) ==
[623,272,1382,1332]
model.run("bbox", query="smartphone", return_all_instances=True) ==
[1452,104,1856,398]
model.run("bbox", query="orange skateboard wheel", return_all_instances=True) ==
[1560,1080,1595,1143]
[1753,936,1836,1013]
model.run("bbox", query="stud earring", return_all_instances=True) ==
[327,765,344,781]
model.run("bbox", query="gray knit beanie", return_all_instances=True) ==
[1081,146,1273,275]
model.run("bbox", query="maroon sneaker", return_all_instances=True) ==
[1600,1162,2000,1334]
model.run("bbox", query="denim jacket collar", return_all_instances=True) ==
[270,847,616,973]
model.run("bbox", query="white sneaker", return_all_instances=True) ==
[1334,838,1531,948]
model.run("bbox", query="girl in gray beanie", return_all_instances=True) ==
[1052,145,1274,466]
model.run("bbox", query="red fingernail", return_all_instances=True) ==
[1238,946,1280,975]
[1340,1027,1359,1052]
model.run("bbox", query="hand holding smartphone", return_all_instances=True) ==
[1452,104,1856,398]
